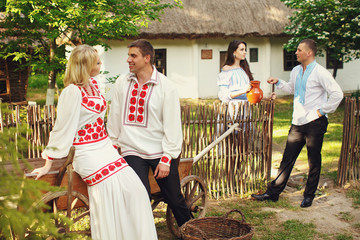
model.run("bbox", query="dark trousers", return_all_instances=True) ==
[266,116,328,199]
[124,155,191,227]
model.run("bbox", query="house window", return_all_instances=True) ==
[0,61,10,96]
[283,50,298,71]
[155,49,166,75]
[326,50,343,69]
[220,51,227,71]
[249,48,258,62]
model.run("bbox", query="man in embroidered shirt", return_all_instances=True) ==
[107,39,191,227]
[251,39,343,208]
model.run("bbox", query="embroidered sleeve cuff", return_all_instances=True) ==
[160,155,172,166]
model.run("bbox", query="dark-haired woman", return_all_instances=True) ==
[217,40,253,119]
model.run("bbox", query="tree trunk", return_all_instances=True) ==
[45,39,57,106]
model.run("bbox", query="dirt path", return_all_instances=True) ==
[261,149,360,239]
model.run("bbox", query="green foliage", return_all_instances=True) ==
[29,73,65,89]
[281,0,360,77]
[0,0,182,103]
[0,102,69,239]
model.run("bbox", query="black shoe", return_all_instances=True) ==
[300,197,313,208]
[251,193,279,202]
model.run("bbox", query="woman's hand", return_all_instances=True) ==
[31,155,53,180]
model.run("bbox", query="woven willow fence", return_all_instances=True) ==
[338,97,360,186]
[0,100,275,198]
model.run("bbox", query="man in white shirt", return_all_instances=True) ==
[107,39,191,226]
[251,39,343,208]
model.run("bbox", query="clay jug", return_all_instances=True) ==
[246,80,263,104]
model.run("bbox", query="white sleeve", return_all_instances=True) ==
[318,68,344,114]
[106,76,124,147]
[43,85,81,159]
[276,67,299,94]
[162,83,182,160]
[217,71,232,103]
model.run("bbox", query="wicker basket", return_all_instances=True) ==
[180,209,253,240]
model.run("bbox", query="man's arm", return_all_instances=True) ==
[107,78,123,148]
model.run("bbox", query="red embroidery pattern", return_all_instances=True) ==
[73,117,107,145]
[79,79,107,114]
[160,156,171,165]
[124,82,151,127]
[83,158,128,186]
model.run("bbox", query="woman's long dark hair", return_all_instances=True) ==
[223,40,254,80]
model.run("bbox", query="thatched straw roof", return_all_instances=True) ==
[138,0,293,39]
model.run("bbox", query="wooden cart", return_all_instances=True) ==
[20,146,208,238]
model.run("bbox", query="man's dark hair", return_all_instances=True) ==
[300,39,317,55]
[128,39,155,65]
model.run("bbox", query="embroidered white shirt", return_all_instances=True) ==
[276,62,343,126]
[107,67,182,166]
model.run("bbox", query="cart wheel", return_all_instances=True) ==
[40,190,90,237]
[166,175,207,237]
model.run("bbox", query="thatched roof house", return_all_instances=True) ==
[0,12,30,103]
[138,0,292,39]
[91,0,358,99]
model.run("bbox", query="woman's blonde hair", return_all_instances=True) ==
[63,44,98,87]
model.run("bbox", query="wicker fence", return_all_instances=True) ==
[0,100,275,198]
[338,97,360,186]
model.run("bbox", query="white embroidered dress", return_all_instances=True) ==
[42,78,157,240]
[217,68,250,120]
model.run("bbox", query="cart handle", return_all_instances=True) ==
[192,123,239,165]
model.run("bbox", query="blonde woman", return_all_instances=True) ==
[31,45,158,240]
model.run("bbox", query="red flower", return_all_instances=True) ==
[95,174,102,180]
[95,104,100,111]
[139,99,144,106]
[81,92,85,97]
[130,105,136,113]
[86,180,92,184]
[100,132,104,137]
[88,101,95,107]
[161,156,169,163]
[130,97,136,105]
[87,128,94,133]
[109,165,115,171]
[97,118,103,125]
[115,161,122,167]
[102,169,109,175]
[85,124,92,129]
[79,137,84,142]
[138,107,144,114]
[103,130,107,135]
[140,91,146,98]
[132,89,138,96]
[92,133,99,139]
[82,97,88,104]
[101,106,105,111]
[78,129,86,136]
[92,178,96,183]
[134,83,138,88]
[137,115,143,122]
[142,85,148,90]
[121,158,127,164]
[129,114,135,121]
[85,135,91,140]
[96,126,102,132]
[92,79,97,84]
